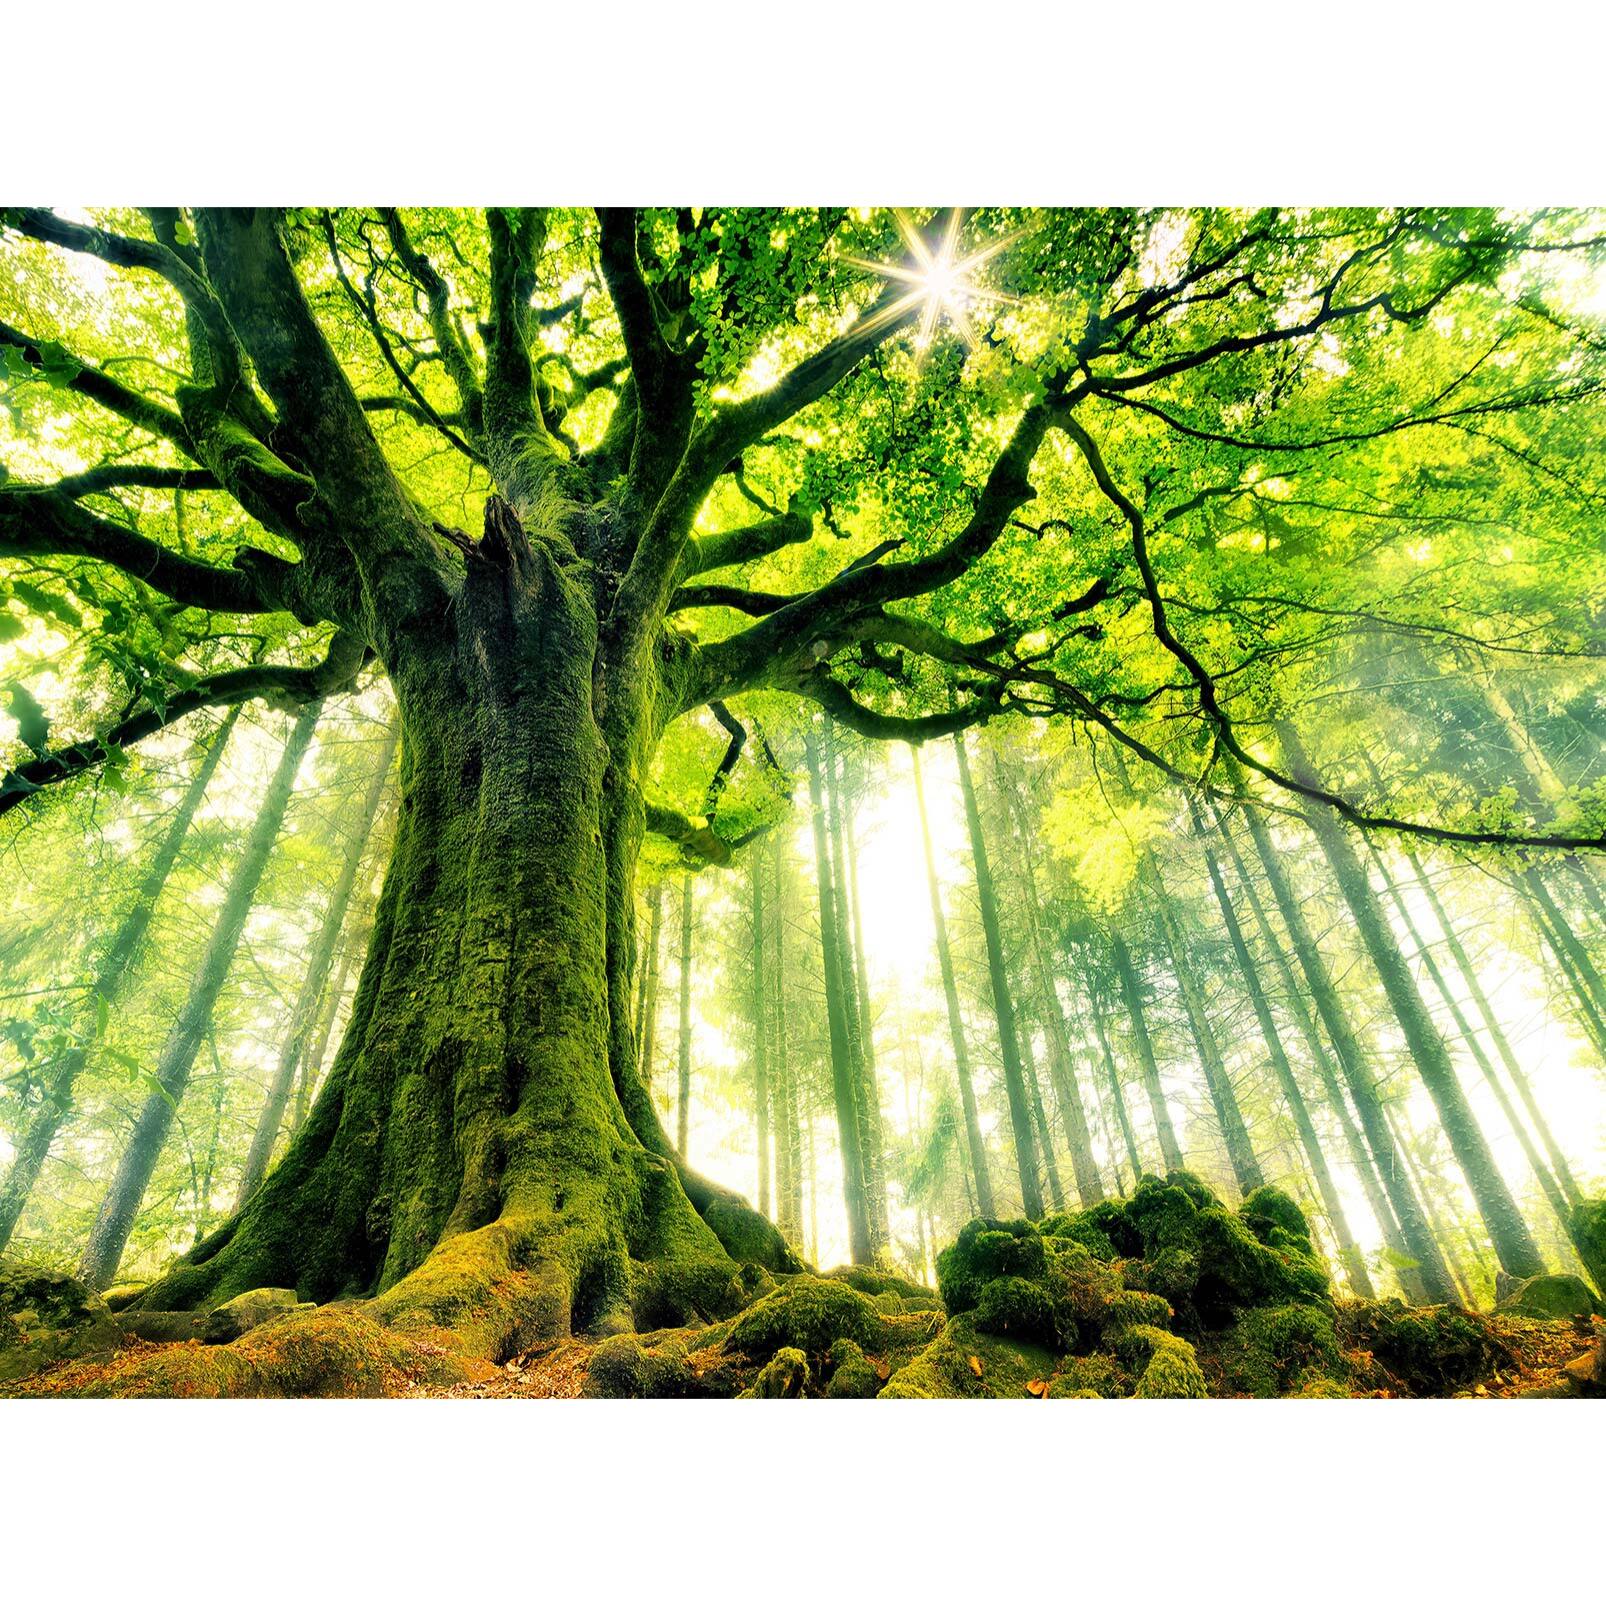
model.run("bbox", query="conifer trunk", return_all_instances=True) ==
[1107,928,1187,1173]
[1277,725,1546,1281]
[749,854,771,1219]
[911,743,995,1216]
[770,831,803,1245]
[1084,986,1144,1190]
[1230,781,1458,1303]
[803,724,873,1263]
[954,731,1043,1219]
[1188,798,1373,1294]
[0,705,241,1251]
[637,882,664,1100]
[79,700,323,1288]
[676,871,694,1158]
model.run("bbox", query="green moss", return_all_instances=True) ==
[741,1347,809,1399]
[1341,1298,1503,1396]
[1239,1185,1313,1246]
[936,1218,1048,1315]
[1125,1178,1204,1255]
[1571,1198,1606,1297]
[724,1274,885,1360]
[975,1276,1060,1347]
[1045,1240,1124,1330]
[1,1260,124,1383]
[1291,1373,1353,1398]
[1048,1352,1126,1398]
[1101,1290,1172,1335]
[1130,1328,1210,1398]
[1041,1199,1137,1262]
[583,1332,698,1398]
[1215,1304,1345,1398]
[1495,1273,1599,1320]
[881,1311,1057,1399]
[825,1338,881,1399]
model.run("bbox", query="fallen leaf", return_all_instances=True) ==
[968,1355,983,1378]
[1026,1378,1048,1398]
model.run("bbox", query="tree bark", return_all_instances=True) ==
[636,881,664,1100]
[237,716,398,1206]
[1083,983,1144,1190]
[953,730,1043,1219]
[79,700,323,1288]
[676,871,694,1158]
[749,853,771,1219]
[769,830,803,1246]
[1107,928,1187,1173]
[910,743,995,1216]
[1188,797,1373,1294]
[803,723,873,1263]
[1230,779,1458,1304]
[1276,724,1546,1281]
[0,704,241,1251]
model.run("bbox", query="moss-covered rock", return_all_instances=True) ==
[974,1276,1060,1347]
[724,1274,885,1360]
[1047,1352,1126,1398]
[881,1311,1057,1399]
[936,1219,1048,1315]
[1495,1273,1598,1320]
[582,1332,698,1398]
[0,1259,123,1384]
[824,1338,881,1399]
[1213,1303,1345,1398]
[741,1347,809,1398]
[1341,1299,1504,1396]
[1129,1328,1209,1398]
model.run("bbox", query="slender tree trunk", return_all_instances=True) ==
[803,724,872,1263]
[1189,798,1373,1295]
[237,717,398,1206]
[293,905,369,1133]
[1524,868,1606,1051]
[750,854,771,1218]
[770,831,803,1245]
[1369,842,1592,1283]
[1019,1025,1064,1210]
[1150,881,1266,1197]
[0,705,241,1251]
[1387,1109,1480,1307]
[1407,850,1581,1204]
[826,721,887,1248]
[992,746,1105,1204]
[636,882,664,1100]
[79,700,323,1288]
[1229,779,1457,1303]
[911,743,995,1215]
[1084,986,1144,1189]
[1277,724,1546,1281]
[1107,928,1187,1173]
[953,731,1043,1219]
[676,871,694,1158]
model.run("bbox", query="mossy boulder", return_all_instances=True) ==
[724,1274,885,1361]
[1341,1299,1504,1396]
[1213,1303,1346,1398]
[974,1276,1059,1347]
[1495,1273,1598,1321]
[1,1259,123,1384]
[824,1338,881,1399]
[1047,1352,1126,1398]
[583,1332,698,1398]
[936,1218,1048,1315]
[825,1265,940,1309]
[881,1311,1057,1399]
[741,1347,809,1399]
[1120,1326,1209,1398]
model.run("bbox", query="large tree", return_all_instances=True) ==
[2,205,1602,1382]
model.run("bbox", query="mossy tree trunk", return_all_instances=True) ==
[237,716,398,1207]
[0,704,241,1252]
[954,730,1043,1219]
[1019,1027,1065,1210]
[80,699,323,1288]
[1277,724,1546,1281]
[1188,798,1373,1295]
[911,743,995,1216]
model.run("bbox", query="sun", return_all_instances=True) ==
[845,208,1021,356]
